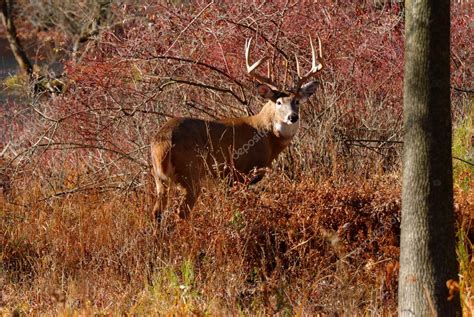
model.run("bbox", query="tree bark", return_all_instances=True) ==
[0,0,33,76]
[398,0,461,316]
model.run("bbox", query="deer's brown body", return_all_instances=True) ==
[151,36,323,220]
[151,101,291,218]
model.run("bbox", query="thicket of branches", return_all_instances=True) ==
[0,1,472,315]
[1,1,471,201]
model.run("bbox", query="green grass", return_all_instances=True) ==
[453,103,473,191]
[129,259,207,315]
[3,74,27,91]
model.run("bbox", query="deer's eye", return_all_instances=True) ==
[276,100,282,106]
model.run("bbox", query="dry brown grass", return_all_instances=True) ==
[0,2,471,314]
[1,171,472,315]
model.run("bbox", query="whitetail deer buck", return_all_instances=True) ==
[151,36,323,220]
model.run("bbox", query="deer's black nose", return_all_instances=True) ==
[289,113,299,123]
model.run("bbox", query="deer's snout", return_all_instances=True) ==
[288,113,299,124]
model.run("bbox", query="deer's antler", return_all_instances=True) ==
[245,38,279,91]
[294,35,323,89]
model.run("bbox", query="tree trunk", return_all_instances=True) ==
[0,0,33,76]
[398,0,461,316]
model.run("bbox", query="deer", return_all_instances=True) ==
[150,36,323,221]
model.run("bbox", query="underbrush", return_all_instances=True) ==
[0,173,471,315]
[0,2,471,315]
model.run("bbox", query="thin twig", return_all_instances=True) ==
[163,1,214,55]
[345,138,403,144]
[453,156,474,166]
[423,285,438,317]
[137,55,244,88]
[159,77,247,105]
[224,19,289,59]
[345,138,473,166]
[452,86,473,94]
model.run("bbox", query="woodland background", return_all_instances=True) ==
[0,1,472,315]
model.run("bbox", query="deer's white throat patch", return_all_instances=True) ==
[274,121,299,139]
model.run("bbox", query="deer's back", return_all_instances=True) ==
[152,117,273,181]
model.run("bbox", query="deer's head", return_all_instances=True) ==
[245,36,323,138]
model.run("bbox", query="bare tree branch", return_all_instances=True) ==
[0,0,33,75]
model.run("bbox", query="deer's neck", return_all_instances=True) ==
[248,102,298,148]
[249,102,274,131]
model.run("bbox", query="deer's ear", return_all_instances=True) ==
[297,80,318,103]
[257,84,278,101]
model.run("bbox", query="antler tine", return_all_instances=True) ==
[294,35,324,88]
[308,35,323,74]
[295,53,302,79]
[244,38,278,90]
[245,38,266,73]
[317,35,323,59]
[0,142,9,157]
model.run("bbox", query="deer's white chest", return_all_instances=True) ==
[273,122,299,140]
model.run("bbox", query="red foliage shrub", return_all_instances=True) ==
[6,1,465,193]
[0,2,472,314]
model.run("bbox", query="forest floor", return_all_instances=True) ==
[1,172,472,315]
